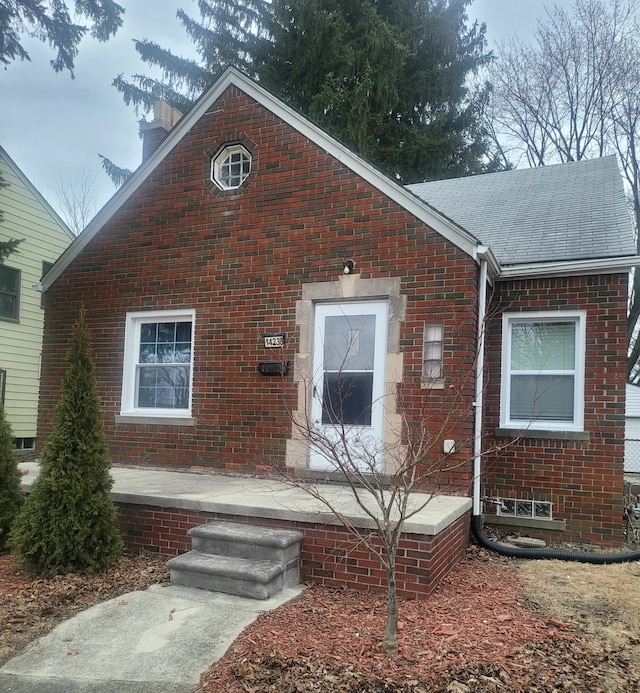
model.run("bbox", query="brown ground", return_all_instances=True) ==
[1,546,639,692]
[0,550,170,666]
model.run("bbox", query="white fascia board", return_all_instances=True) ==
[43,68,480,292]
[497,255,640,281]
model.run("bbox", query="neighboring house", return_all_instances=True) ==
[39,69,637,557]
[626,383,640,473]
[0,146,74,457]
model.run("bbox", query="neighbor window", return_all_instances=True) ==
[501,311,585,431]
[0,265,20,321]
[40,261,53,309]
[13,438,35,451]
[422,324,443,383]
[121,309,195,418]
[211,145,251,190]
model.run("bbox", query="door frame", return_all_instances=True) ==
[309,300,388,471]
[285,275,406,475]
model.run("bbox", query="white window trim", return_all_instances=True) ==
[211,144,251,190]
[120,309,195,419]
[500,310,586,432]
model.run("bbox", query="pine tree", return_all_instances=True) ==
[1,0,124,75]
[110,0,498,184]
[260,0,496,182]
[0,171,24,263]
[10,307,122,576]
[0,403,23,552]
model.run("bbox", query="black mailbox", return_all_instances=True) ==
[258,361,289,376]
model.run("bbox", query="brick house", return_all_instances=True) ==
[40,68,637,563]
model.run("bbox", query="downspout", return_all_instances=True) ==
[471,253,640,564]
[472,256,488,520]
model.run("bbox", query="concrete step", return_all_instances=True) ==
[168,522,304,600]
[189,521,303,565]
[167,551,286,600]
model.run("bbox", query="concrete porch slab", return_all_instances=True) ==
[19,462,471,537]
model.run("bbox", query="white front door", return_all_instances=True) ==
[310,301,388,471]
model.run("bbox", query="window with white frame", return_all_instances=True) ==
[121,310,195,417]
[501,311,585,431]
[211,144,251,190]
[422,324,443,382]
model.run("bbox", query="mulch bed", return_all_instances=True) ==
[195,546,636,692]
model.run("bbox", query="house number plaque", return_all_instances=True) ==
[263,333,285,348]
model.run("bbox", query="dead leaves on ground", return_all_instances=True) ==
[0,551,169,665]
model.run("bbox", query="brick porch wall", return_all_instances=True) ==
[116,502,470,600]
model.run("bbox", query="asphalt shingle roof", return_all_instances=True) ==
[406,156,636,266]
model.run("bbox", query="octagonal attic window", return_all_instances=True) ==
[211,145,251,190]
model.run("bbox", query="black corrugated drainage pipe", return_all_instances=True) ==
[471,514,640,564]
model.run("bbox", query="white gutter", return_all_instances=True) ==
[497,255,640,280]
[473,254,489,516]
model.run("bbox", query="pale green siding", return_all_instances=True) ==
[0,146,74,440]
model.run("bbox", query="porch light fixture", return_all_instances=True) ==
[342,259,355,274]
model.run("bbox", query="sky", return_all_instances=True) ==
[1,0,550,227]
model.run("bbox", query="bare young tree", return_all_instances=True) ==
[484,0,640,380]
[272,310,513,656]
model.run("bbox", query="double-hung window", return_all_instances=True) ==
[121,309,195,418]
[500,311,585,432]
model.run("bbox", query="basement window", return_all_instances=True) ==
[211,145,251,190]
[13,438,35,451]
[497,498,553,520]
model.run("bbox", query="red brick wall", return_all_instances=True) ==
[483,274,628,545]
[38,84,477,490]
[116,501,470,600]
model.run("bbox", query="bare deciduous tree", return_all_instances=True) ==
[485,0,640,380]
[54,164,99,235]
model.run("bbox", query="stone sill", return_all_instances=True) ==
[495,428,590,442]
[484,514,566,532]
[115,415,196,427]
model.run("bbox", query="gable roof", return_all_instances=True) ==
[407,157,637,276]
[0,145,74,243]
[42,67,482,291]
[42,69,638,290]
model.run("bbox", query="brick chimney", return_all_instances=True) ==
[140,100,183,162]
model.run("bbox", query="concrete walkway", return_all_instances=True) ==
[0,583,302,692]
